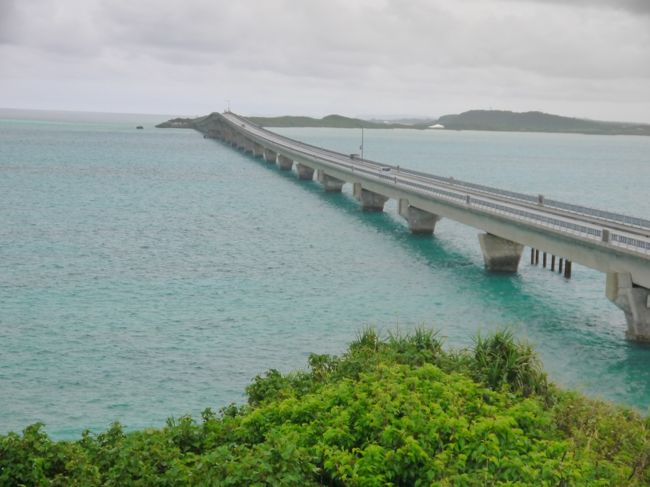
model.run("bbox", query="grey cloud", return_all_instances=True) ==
[522,0,650,15]
[0,0,104,56]
[6,0,648,81]
[1,0,649,122]
[0,0,17,42]
[104,0,650,80]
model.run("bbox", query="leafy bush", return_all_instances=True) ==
[472,329,548,397]
[1,328,648,485]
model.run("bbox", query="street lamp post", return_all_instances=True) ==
[360,127,364,160]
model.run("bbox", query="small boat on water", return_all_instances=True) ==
[136,126,144,129]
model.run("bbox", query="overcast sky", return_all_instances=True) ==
[1,0,649,121]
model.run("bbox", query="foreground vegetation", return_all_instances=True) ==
[2,329,649,485]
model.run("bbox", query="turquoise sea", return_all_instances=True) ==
[1,111,650,440]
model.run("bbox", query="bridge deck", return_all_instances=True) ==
[215,112,650,291]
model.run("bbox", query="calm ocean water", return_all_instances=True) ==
[1,111,650,439]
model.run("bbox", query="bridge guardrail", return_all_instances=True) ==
[349,162,599,235]
[390,172,601,237]
[544,200,650,230]
[380,166,650,232]
[338,159,650,255]
[611,234,650,252]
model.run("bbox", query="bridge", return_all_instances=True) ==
[195,111,650,342]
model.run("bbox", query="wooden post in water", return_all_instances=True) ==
[535,249,539,265]
[530,248,535,265]
[551,255,555,271]
[564,260,572,279]
[558,258,563,273]
[542,252,547,268]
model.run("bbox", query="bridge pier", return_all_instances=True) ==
[353,183,388,211]
[398,199,440,234]
[296,163,314,180]
[264,149,277,163]
[478,233,524,273]
[240,137,253,154]
[277,155,293,171]
[253,143,264,158]
[317,171,345,192]
[235,135,245,150]
[227,132,238,147]
[607,272,650,342]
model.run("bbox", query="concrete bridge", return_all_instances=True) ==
[197,111,650,342]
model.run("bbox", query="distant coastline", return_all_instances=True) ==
[0,107,174,125]
[435,110,650,136]
[157,109,650,136]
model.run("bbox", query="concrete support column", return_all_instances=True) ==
[317,170,345,192]
[606,272,650,342]
[296,163,315,180]
[263,149,277,164]
[353,183,389,211]
[478,233,524,273]
[253,143,264,158]
[240,137,252,153]
[277,155,293,171]
[235,135,244,150]
[398,199,440,234]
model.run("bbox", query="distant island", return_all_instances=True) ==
[157,110,650,136]
[156,117,196,129]
[436,110,650,136]
[246,114,414,129]
[156,114,413,130]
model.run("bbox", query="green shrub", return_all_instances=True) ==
[1,328,648,485]
[472,329,548,397]
[386,327,443,366]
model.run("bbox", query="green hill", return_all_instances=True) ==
[156,110,650,136]
[155,117,197,128]
[248,114,411,129]
[156,113,410,130]
[436,110,650,135]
